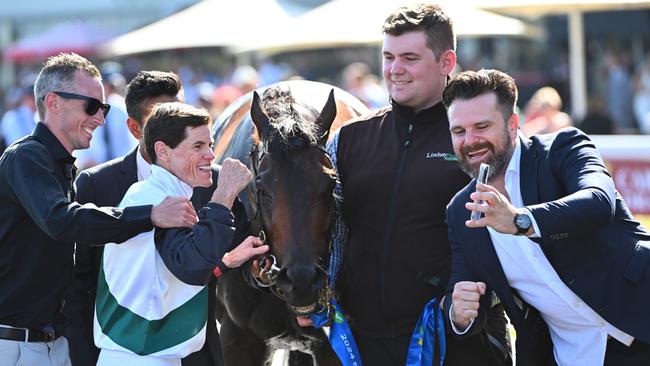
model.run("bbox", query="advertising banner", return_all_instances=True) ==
[592,135,650,227]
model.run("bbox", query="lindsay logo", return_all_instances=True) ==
[426,152,457,161]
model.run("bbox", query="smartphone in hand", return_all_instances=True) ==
[470,163,489,221]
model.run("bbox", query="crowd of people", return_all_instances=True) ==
[0,3,649,366]
[3,45,650,165]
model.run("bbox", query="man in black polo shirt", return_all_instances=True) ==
[0,53,196,366]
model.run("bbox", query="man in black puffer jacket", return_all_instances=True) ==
[299,4,512,366]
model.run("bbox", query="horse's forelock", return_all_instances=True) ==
[254,86,329,164]
[273,117,318,145]
[261,86,298,123]
[264,112,320,154]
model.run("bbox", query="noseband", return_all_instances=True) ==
[249,136,335,310]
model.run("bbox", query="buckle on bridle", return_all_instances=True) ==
[318,280,334,319]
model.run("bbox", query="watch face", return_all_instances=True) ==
[515,213,532,231]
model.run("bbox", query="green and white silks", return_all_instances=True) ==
[94,165,207,360]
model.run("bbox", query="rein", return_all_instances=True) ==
[249,136,335,312]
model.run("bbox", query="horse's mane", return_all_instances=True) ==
[258,86,321,155]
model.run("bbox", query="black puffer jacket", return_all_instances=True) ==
[336,101,470,338]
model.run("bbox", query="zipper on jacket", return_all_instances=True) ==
[379,122,413,335]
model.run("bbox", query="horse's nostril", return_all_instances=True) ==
[287,265,316,287]
[277,264,319,291]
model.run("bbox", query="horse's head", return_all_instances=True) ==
[249,86,337,315]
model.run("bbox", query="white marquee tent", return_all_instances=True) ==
[100,0,543,57]
[99,0,309,57]
[235,0,544,55]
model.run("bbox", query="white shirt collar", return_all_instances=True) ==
[136,148,151,182]
[504,137,521,200]
[149,164,193,198]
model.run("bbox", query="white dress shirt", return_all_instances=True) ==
[136,148,152,182]
[486,139,632,366]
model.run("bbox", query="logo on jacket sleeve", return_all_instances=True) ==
[425,152,457,161]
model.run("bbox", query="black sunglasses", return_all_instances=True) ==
[52,91,111,118]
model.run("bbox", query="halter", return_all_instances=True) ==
[249,135,336,312]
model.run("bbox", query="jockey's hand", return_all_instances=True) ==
[296,316,313,327]
[222,236,268,268]
[212,158,252,209]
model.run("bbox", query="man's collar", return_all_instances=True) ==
[136,148,152,182]
[150,164,193,198]
[506,137,522,176]
[390,99,446,122]
[33,122,75,163]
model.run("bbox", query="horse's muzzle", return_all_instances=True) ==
[274,264,326,315]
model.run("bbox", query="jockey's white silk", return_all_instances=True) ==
[94,165,207,361]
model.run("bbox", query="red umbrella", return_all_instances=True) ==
[4,21,118,63]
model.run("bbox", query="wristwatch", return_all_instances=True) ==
[513,211,532,235]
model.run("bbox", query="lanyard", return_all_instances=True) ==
[309,299,363,366]
[405,298,446,366]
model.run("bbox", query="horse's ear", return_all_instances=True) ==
[251,91,271,141]
[316,89,337,146]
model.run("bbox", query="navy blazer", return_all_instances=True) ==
[61,148,248,366]
[443,128,650,365]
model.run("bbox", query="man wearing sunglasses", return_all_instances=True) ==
[50,91,111,118]
[0,53,196,366]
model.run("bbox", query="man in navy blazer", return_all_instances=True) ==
[61,71,253,366]
[441,69,650,365]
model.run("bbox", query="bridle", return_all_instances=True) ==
[249,135,336,312]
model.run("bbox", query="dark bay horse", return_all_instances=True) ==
[212,81,368,365]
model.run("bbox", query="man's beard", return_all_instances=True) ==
[457,131,514,181]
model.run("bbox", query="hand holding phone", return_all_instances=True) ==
[470,163,489,221]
